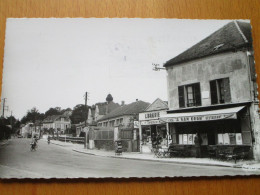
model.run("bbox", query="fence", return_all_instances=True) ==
[120,130,133,140]
[57,136,85,144]
[91,130,114,140]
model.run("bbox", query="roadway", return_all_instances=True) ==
[0,138,259,178]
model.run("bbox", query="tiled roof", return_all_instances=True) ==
[144,98,168,112]
[98,100,150,121]
[43,115,69,123]
[43,115,60,123]
[164,21,252,67]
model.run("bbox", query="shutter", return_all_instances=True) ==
[178,86,185,108]
[210,81,218,104]
[223,78,231,103]
[249,55,256,81]
[194,83,201,106]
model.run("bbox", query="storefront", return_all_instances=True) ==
[160,105,253,157]
[139,110,168,153]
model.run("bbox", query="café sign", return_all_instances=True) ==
[163,113,237,123]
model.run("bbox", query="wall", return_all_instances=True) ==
[166,51,252,110]
[98,115,133,128]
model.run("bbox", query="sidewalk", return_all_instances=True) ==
[0,139,9,146]
[47,139,260,170]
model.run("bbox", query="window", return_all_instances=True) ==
[119,118,123,124]
[109,120,115,127]
[178,83,201,108]
[210,78,231,104]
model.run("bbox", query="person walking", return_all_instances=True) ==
[194,133,202,158]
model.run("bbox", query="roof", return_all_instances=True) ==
[144,98,168,112]
[164,21,253,67]
[98,100,150,121]
[43,115,69,123]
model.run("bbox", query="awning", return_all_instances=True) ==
[160,106,245,123]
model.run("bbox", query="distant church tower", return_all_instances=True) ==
[106,93,113,103]
[105,94,113,114]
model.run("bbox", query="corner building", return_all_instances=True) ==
[161,21,260,160]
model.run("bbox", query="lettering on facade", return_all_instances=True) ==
[165,113,236,123]
[145,112,160,119]
[140,120,161,126]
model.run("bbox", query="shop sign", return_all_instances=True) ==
[139,110,167,121]
[140,120,161,126]
[134,121,139,128]
[164,113,236,123]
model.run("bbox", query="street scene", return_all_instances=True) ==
[1,18,260,178]
[1,138,259,178]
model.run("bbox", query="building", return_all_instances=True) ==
[97,100,150,152]
[160,21,260,159]
[74,94,121,137]
[42,115,71,134]
[20,123,33,138]
[138,98,168,153]
[97,100,150,128]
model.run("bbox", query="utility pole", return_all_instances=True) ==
[1,98,8,118]
[10,111,13,133]
[84,92,89,149]
[84,92,88,127]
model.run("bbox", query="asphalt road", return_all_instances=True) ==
[0,138,259,178]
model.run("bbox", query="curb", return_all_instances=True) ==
[50,142,72,147]
[72,149,238,168]
[40,140,72,147]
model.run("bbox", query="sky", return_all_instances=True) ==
[1,18,245,119]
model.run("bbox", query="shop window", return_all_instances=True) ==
[217,133,242,145]
[178,83,201,108]
[178,134,196,145]
[210,78,231,105]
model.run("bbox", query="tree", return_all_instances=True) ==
[45,107,61,117]
[21,107,44,124]
[70,104,89,124]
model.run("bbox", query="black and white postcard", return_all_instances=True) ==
[1,18,260,178]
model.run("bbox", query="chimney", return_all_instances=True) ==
[136,99,138,102]
[121,101,125,106]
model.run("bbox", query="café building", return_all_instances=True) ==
[160,21,260,159]
[138,98,168,153]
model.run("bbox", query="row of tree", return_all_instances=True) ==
[20,104,90,126]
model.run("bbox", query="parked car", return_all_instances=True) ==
[17,135,23,138]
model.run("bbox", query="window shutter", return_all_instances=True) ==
[223,78,231,103]
[249,55,256,81]
[178,86,185,108]
[210,81,218,104]
[194,83,201,106]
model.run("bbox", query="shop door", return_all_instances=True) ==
[208,131,215,145]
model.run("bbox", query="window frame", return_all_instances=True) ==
[210,78,231,105]
[178,82,202,108]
